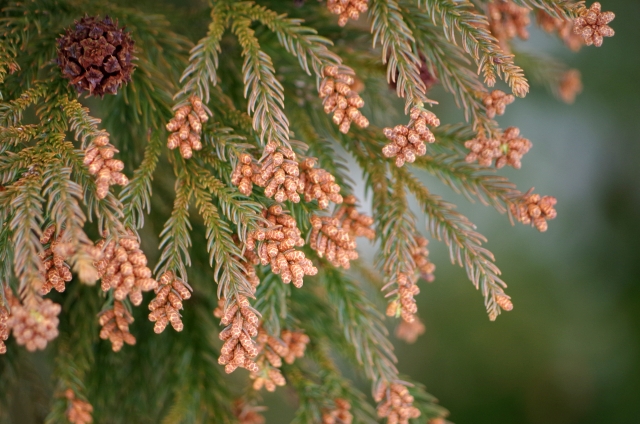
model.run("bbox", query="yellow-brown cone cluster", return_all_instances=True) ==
[374,382,421,424]
[166,95,209,159]
[98,300,136,352]
[395,317,426,344]
[218,294,260,374]
[64,389,93,424]
[320,65,369,133]
[309,214,358,269]
[246,205,317,288]
[83,133,128,199]
[0,301,10,354]
[334,195,375,241]
[249,142,303,203]
[573,2,615,47]
[482,90,515,119]
[412,236,435,283]
[299,158,343,209]
[326,0,369,27]
[231,153,258,196]
[148,271,191,333]
[510,192,557,232]
[6,292,61,352]
[251,327,309,392]
[464,127,532,169]
[39,226,73,294]
[94,233,157,306]
[487,0,530,49]
[233,399,266,424]
[385,272,420,323]
[536,11,584,51]
[558,69,583,104]
[322,398,353,424]
[382,107,440,167]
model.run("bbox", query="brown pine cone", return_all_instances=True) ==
[57,15,135,96]
[309,215,358,269]
[573,2,615,47]
[322,398,354,424]
[246,205,317,288]
[326,0,369,27]
[510,192,557,232]
[7,294,61,352]
[374,382,421,424]
[64,389,94,424]
[382,107,439,167]
[94,233,157,305]
[299,158,343,209]
[395,317,426,344]
[39,226,73,294]
[166,95,209,159]
[482,90,515,119]
[334,195,375,240]
[98,300,135,352]
[218,294,260,374]
[320,65,369,133]
[536,10,584,51]
[148,271,191,333]
[83,133,128,199]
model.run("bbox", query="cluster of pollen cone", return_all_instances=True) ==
[326,0,369,27]
[148,271,192,333]
[84,133,128,199]
[320,65,369,133]
[382,107,440,167]
[374,382,421,424]
[322,398,353,424]
[166,95,209,159]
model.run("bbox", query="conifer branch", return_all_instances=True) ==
[254,271,290,336]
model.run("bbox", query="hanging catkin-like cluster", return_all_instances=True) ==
[64,389,94,424]
[250,327,309,392]
[319,65,369,133]
[309,214,358,269]
[83,133,128,199]
[510,192,558,232]
[148,271,191,333]
[412,236,435,283]
[56,15,135,96]
[231,153,258,196]
[482,90,515,120]
[385,272,420,323]
[334,195,376,241]
[374,382,421,424]
[94,233,157,305]
[573,2,615,47]
[98,300,135,352]
[166,95,209,159]
[382,108,440,167]
[5,290,61,352]
[39,226,73,294]
[322,398,353,424]
[487,0,531,48]
[536,10,584,51]
[0,301,9,354]
[246,205,317,288]
[326,0,369,27]
[299,158,343,209]
[217,294,260,374]
[465,127,532,169]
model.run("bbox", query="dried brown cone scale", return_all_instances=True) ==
[382,107,440,167]
[334,195,375,241]
[510,192,557,232]
[98,300,135,352]
[57,15,135,96]
[482,90,515,119]
[374,382,421,424]
[326,0,369,27]
[246,205,317,288]
[574,2,615,47]
[64,389,94,424]
[148,271,192,333]
[166,95,209,159]
[322,398,354,424]
[83,133,128,199]
[217,294,261,374]
[39,226,73,294]
[320,65,369,133]
[309,215,358,269]
[299,158,343,209]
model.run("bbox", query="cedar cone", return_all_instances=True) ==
[6,293,61,352]
[148,271,192,333]
[482,90,515,119]
[374,382,421,424]
[326,0,369,27]
[386,272,420,323]
[83,133,128,199]
[320,65,369,133]
[464,127,532,169]
[218,294,260,374]
[510,192,557,232]
[57,15,135,97]
[98,300,135,352]
[536,10,584,51]
[573,2,615,47]
[382,107,440,167]
[322,398,353,424]
[487,0,531,51]
[412,236,435,283]
[64,389,94,424]
[166,96,209,159]
[280,329,310,364]
[39,226,73,294]
[334,195,375,240]
[0,302,9,355]
[395,317,426,344]
[299,158,343,209]
[309,214,358,269]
